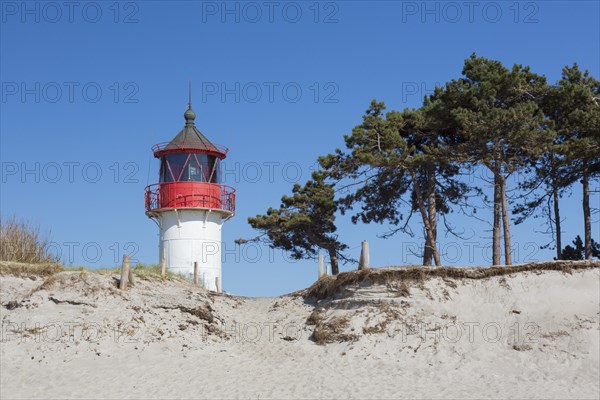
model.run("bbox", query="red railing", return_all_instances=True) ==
[145,182,235,214]
[151,142,228,156]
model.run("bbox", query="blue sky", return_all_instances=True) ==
[1,0,598,296]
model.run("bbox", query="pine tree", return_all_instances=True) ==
[244,173,348,275]
[552,65,600,260]
[319,101,468,266]
[557,235,600,260]
[512,81,572,259]
[434,54,553,265]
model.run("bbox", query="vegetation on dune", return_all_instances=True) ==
[304,260,600,301]
[61,263,185,282]
[0,216,60,264]
[0,259,186,282]
[131,263,187,282]
[0,215,189,281]
[0,261,64,278]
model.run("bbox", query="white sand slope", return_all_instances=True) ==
[1,262,599,399]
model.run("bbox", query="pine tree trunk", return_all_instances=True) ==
[492,167,502,266]
[552,179,562,260]
[428,204,437,265]
[423,165,437,266]
[499,173,512,265]
[409,169,441,267]
[327,247,339,275]
[423,231,433,266]
[582,171,592,260]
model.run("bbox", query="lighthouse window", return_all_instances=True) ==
[187,156,201,181]
[161,153,189,182]
[211,158,221,183]
[160,153,221,183]
[159,159,166,182]
[188,164,200,180]
[197,153,220,183]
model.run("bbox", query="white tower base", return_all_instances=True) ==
[156,209,228,290]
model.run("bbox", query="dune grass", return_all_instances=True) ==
[0,261,64,278]
[0,216,60,264]
[0,216,188,282]
[0,260,187,283]
[305,260,600,301]
[131,263,187,282]
[63,263,187,282]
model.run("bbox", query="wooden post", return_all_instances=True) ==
[119,255,129,290]
[318,254,324,278]
[215,277,221,293]
[126,256,135,287]
[358,240,370,270]
[193,262,198,287]
[161,246,166,277]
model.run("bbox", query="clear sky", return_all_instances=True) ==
[1,0,598,297]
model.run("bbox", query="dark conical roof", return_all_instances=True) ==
[155,104,227,157]
[165,106,211,149]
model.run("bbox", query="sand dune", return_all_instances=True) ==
[1,261,599,399]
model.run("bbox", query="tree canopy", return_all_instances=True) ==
[245,54,599,275]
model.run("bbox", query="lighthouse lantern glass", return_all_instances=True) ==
[160,152,221,183]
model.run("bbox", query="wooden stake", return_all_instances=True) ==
[318,254,324,278]
[119,255,129,290]
[193,262,198,287]
[358,240,370,270]
[126,255,134,287]
[161,246,166,277]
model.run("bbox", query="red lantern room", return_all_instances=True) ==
[144,101,235,215]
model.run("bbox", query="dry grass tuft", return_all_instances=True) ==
[0,216,60,264]
[179,304,214,323]
[385,279,411,297]
[540,330,569,339]
[0,261,64,278]
[362,303,403,335]
[35,271,102,297]
[157,303,215,324]
[312,315,358,345]
[306,308,326,326]
[305,260,599,301]
[512,343,533,351]
[205,324,228,339]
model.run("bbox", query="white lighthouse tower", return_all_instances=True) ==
[144,95,235,290]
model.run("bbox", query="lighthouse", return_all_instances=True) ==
[144,95,235,290]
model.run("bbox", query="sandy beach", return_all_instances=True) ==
[1,262,599,399]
